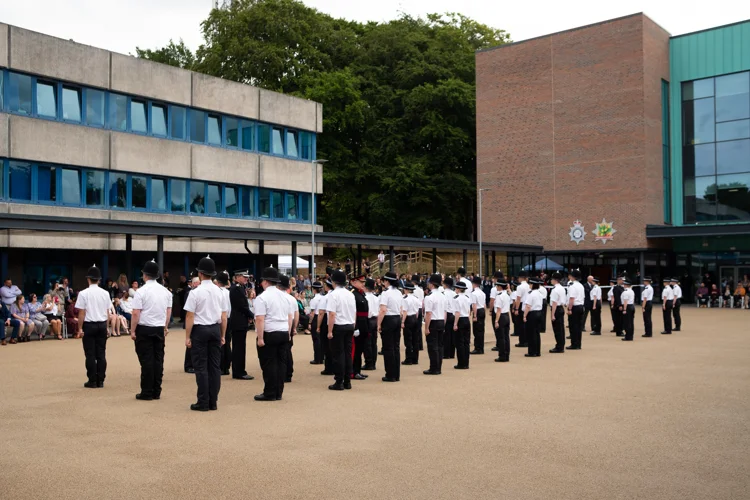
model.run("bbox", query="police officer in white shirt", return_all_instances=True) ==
[452,281,472,369]
[589,278,602,336]
[607,279,617,333]
[641,277,654,337]
[317,279,335,376]
[131,259,172,401]
[661,278,674,335]
[325,270,357,390]
[308,281,324,365]
[456,267,472,291]
[377,272,403,382]
[75,265,112,388]
[401,281,422,365]
[514,271,530,348]
[279,275,298,384]
[442,277,457,359]
[621,279,636,341]
[538,278,548,334]
[364,278,380,370]
[253,267,292,401]
[183,256,228,411]
[423,274,446,375]
[523,278,544,357]
[216,271,233,376]
[492,280,511,362]
[411,276,425,352]
[489,271,503,351]
[548,273,566,353]
[566,270,585,350]
[470,277,487,354]
[671,278,682,332]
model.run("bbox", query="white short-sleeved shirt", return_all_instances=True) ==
[326,286,357,325]
[402,294,421,316]
[642,285,654,302]
[470,288,486,310]
[76,284,112,322]
[412,286,424,307]
[516,281,529,304]
[183,280,228,326]
[549,284,566,307]
[673,285,682,299]
[424,289,446,322]
[494,290,510,314]
[131,280,172,327]
[309,294,321,315]
[221,287,231,319]
[489,286,498,303]
[567,281,585,306]
[621,288,635,306]
[379,286,403,316]
[590,285,602,302]
[662,286,674,301]
[538,285,548,300]
[607,288,614,300]
[283,291,298,321]
[119,298,133,314]
[315,293,328,315]
[254,286,291,332]
[459,277,472,290]
[366,292,379,318]
[526,289,544,311]
[454,293,472,317]
[443,287,456,314]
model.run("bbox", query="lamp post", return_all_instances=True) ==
[311,159,327,278]
[478,188,491,277]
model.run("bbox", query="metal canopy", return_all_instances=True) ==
[0,213,542,253]
[646,223,750,238]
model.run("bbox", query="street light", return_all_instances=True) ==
[478,188,491,277]
[311,159,327,279]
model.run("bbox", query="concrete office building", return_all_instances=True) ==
[477,14,750,294]
[0,23,323,295]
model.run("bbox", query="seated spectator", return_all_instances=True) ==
[107,301,121,337]
[117,294,133,332]
[65,296,79,336]
[0,301,21,345]
[710,284,720,307]
[61,277,73,302]
[117,274,129,297]
[10,295,34,343]
[696,283,709,307]
[41,294,63,340]
[106,279,118,300]
[734,285,746,308]
[1,278,23,307]
[27,293,50,340]
[723,286,732,307]
[48,280,66,305]
[128,281,139,298]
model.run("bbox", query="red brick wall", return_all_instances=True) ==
[476,14,671,251]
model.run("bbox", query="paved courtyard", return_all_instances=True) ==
[1,307,748,500]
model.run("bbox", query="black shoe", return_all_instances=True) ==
[642,334,652,338]
[96,382,104,388]
[353,373,367,380]
[454,365,469,370]
[232,374,255,380]
[309,360,323,365]
[622,338,633,341]
[284,377,292,383]
[423,370,441,375]
[566,336,571,339]
[524,353,540,357]
[343,382,352,390]
[83,381,97,388]
[491,346,499,351]
[190,403,209,412]
[186,368,195,374]
[381,377,398,382]
[566,345,581,350]
[590,332,601,336]
[221,369,230,376]
[320,370,334,375]
[582,330,587,333]
[470,350,484,355]
[510,333,519,337]
[153,394,161,400]
[514,343,528,348]
[401,360,413,365]
[135,393,153,401]
[378,351,383,355]
[673,328,681,332]
[661,331,672,335]
[616,333,625,337]
[209,405,217,411]
[362,365,376,371]
[328,383,344,391]
[254,394,277,401]
[495,357,509,362]
[549,349,564,353]
[609,329,616,333]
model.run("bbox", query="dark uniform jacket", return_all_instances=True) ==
[613,284,624,308]
[228,283,253,331]
[583,282,593,308]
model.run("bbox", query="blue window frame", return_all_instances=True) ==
[241,121,255,151]
[61,86,82,123]
[151,103,168,136]
[207,114,222,145]
[85,89,105,127]
[285,192,298,220]
[286,130,298,158]
[60,168,81,205]
[0,71,4,111]
[271,191,283,219]
[130,99,148,134]
[131,176,147,209]
[258,124,271,153]
[109,173,127,208]
[241,187,255,218]
[151,177,167,211]
[7,73,32,115]
[171,105,187,140]
[190,181,205,214]
[170,179,187,212]
[226,117,239,148]
[225,186,239,216]
[190,110,206,143]
[207,183,222,215]
[271,127,284,155]
[85,170,105,207]
[300,132,311,160]
[258,188,270,218]
[109,93,127,131]
[300,193,311,221]
[9,161,32,200]
[36,80,57,118]
[37,165,57,202]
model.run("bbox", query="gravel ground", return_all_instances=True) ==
[1,307,748,500]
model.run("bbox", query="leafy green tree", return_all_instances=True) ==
[134,39,196,69]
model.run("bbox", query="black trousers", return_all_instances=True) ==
[190,324,222,409]
[494,312,510,361]
[552,306,565,351]
[590,306,602,334]
[366,317,378,368]
[473,308,486,352]
[427,320,444,373]
[569,305,584,348]
[662,302,672,333]
[381,316,401,380]
[417,309,424,351]
[443,313,455,359]
[672,299,681,330]
[331,324,355,384]
[582,306,590,332]
[310,314,322,363]
[609,304,616,332]
[320,318,333,373]
[643,301,653,336]
[515,311,527,346]
[404,314,420,363]
[455,317,471,368]
[353,316,369,374]
[613,304,623,334]
[526,310,542,356]
[257,330,288,399]
[284,336,294,380]
[231,329,249,377]
[82,321,108,384]
[134,325,165,397]
[540,300,547,333]
[220,329,233,374]
[184,347,193,371]
[624,306,635,340]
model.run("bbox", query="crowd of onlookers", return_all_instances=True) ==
[695,274,750,308]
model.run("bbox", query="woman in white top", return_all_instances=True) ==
[523,278,544,357]
[42,294,63,340]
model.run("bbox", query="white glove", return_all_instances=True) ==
[354,329,360,337]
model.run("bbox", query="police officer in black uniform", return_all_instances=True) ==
[228,270,254,380]
[613,276,625,336]
[351,275,369,380]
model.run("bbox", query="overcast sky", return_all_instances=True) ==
[2,0,749,55]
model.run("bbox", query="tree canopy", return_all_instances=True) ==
[136,0,509,240]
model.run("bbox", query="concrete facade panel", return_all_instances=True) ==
[0,24,8,68]
[191,145,259,185]
[110,53,191,105]
[9,115,110,169]
[7,203,108,219]
[9,230,109,249]
[259,156,320,193]
[9,27,110,89]
[110,132,191,178]
[258,89,317,132]
[0,114,8,158]
[191,73,260,119]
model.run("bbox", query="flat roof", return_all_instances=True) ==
[670,18,750,40]
[646,223,750,238]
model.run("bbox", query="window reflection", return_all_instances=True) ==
[62,87,81,122]
[171,179,186,212]
[190,181,205,214]
[36,81,57,118]
[85,171,105,206]
[109,173,127,208]
[152,105,167,136]
[86,89,105,127]
[151,178,167,211]
[130,100,148,133]
[132,176,147,209]
[61,169,81,205]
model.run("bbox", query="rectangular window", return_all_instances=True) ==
[272,191,283,219]
[85,89,105,127]
[683,144,715,178]
[300,132,312,160]
[241,121,255,151]
[130,99,148,133]
[7,73,32,115]
[717,120,750,142]
[226,118,239,147]
[171,106,187,139]
[258,188,270,218]
[0,71,3,111]
[132,176,147,209]
[109,94,128,131]
[190,110,206,143]
[300,193,311,221]
[258,124,271,153]
[717,140,750,175]
[109,173,127,208]
[683,97,715,145]
[715,72,750,123]
[151,178,167,211]
[60,168,81,205]
[682,78,714,101]
[207,114,222,145]
[61,86,81,122]
[85,170,105,207]
[716,173,750,221]
[207,184,222,215]
[241,187,255,218]
[272,127,284,155]
[152,104,168,136]
[286,130,299,157]
[225,186,238,215]
[684,175,717,223]
[36,81,57,118]
[9,162,32,200]
[661,80,671,224]
[285,192,298,219]
[170,179,187,212]
[190,181,205,214]
[37,166,56,202]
